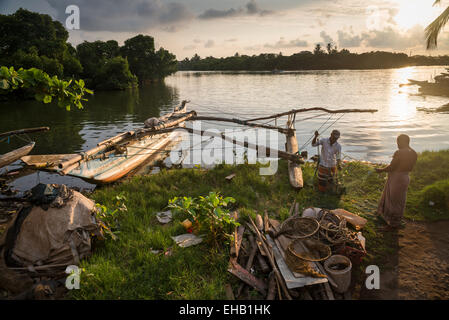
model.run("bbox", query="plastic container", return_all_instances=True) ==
[324,255,352,293]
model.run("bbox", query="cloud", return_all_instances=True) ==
[183,44,197,50]
[198,0,274,20]
[45,0,194,32]
[264,37,308,49]
[361,25,424,50]
[204,40,215,48]
[335,25,425,50]
[337,30,362,48]
[320,31,334,45]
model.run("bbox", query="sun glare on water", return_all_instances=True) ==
[389,67,416,120]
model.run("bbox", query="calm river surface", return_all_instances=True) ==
[1,66,449,190]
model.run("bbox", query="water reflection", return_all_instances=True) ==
[2,66,449,190]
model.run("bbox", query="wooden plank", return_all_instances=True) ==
[248,217,292,300]
[286,131,304,189]
[225,284,235,300]
[256,253,270,273]
[225,173,236,181]
[230,226,245,259]
[323,282,335,300]
[0,142,35,169]
[266,273,277,300]
[228,259,267,296]
[263,211,270,233]
[21,154,78,170]
[255,214,264,231]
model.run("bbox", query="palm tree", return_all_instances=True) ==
[426,0,449,48]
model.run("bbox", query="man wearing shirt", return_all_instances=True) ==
[312,129,342,192]
[376,134,418,229]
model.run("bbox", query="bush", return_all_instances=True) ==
[419,179,449,211]
[94,57,138,90]
[168,192,239,247]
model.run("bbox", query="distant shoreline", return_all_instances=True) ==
[175,64,449,73]
[178,50,449,72]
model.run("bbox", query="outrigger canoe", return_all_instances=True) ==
[21,102,195,184]
[0,127,50,169]
[0,142,35,169]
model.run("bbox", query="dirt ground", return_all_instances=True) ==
[359,220,449,300]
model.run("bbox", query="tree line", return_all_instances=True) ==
[179,44,449,71]
[0,9,178,91]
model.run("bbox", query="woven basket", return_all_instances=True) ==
[277,217,320,239]
[285,238,331,278]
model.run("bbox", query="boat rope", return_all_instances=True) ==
[0,133,33,144]
[298,114,334,152]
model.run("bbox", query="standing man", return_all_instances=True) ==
[312,129,342,192]
[376,134,417,229]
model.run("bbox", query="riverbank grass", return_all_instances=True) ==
[71,150,449,299]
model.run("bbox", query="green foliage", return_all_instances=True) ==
[121,34,178,83]
[76,40,121,80]
[95,194,128,240]
[94,57,138,90]
[0,66,93,110]
[168,192,239,246]
[0,9,82,79]
[1,10,177,92]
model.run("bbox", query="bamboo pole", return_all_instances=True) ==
[58,131,135,171]
[245,107,378,123]
[154,126,305,164]
[0,127,49,138]
[248,217,292,300]
[191,116,292,134]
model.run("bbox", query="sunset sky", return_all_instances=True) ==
[2,0,449,59]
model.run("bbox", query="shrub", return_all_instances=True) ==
[168,192,239,247]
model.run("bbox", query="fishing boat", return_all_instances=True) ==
[0,127,50,169]
[21,101,196,184]
[0,142,35,169]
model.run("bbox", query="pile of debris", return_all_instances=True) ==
[0,183,102,300]
[227,203,367,300]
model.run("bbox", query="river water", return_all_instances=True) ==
[1,66,449,191]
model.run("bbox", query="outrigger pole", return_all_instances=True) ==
[190,116,292,134]
[147,126,305,164]
[244,107,378,123]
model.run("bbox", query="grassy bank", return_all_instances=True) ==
[70,150,449,300]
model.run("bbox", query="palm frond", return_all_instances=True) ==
[425,6,449,49]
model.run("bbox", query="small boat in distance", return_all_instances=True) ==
[0,127,49,169]
[401,68,449,97]
[21,101,195,184]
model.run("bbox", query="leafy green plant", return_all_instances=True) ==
[0,66,93,110]
[168,192,239,247]
[95,194,127,240]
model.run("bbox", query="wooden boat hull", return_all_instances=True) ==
[66,130,183,184]
[286,133,303,189]
[21,154,79,171]
[0,142,35,169]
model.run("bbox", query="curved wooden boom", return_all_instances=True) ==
[245,107,378,123]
